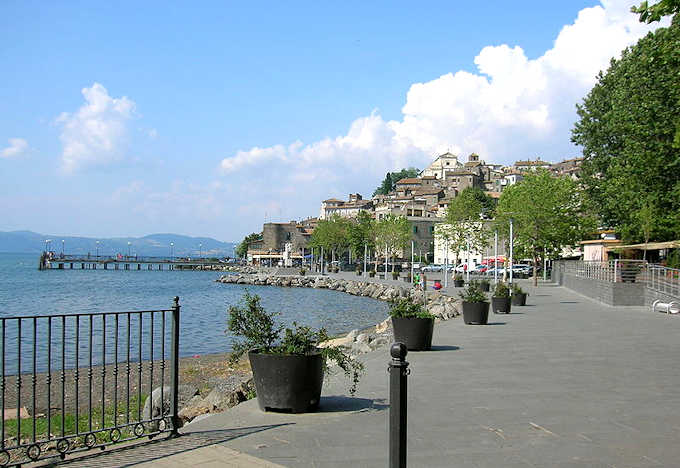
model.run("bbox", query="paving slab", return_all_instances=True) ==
[73,281,680,467]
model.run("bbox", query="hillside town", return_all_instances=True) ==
[245,152,583,267]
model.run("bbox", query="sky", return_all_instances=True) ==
[0,0,667,242]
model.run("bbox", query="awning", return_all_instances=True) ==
[609,240,680,251]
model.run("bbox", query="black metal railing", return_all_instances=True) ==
[0,297,181,466]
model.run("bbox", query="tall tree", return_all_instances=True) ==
[495,170,597,285]
[571,15,680,242]
[236,232,261,258]
[347,210,375,262]
[441,188,490,267]
[308,214,350,262]
[632,0,680,23]
[374,214,411,272]
[372,167,420,196]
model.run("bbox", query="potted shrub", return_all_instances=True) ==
[511,283,528,306]
[390,298,435,350]
[392,271,400,280]
[459,282,489,325]
[453,273,465,288]
[369,269,376,278]
[491,282,511,314]
[299,267,307,276]
[356,266,362,276]
[479,278,490,292]
[227,293,364,413]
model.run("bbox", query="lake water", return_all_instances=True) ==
[0,253,389,373]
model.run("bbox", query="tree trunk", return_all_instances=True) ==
[533,255,539,287]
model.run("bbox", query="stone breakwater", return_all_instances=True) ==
[216,273,461,321]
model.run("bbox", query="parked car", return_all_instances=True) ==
[421,264,443,272]
[474,264,488,273]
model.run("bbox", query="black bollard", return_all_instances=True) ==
[389,342,409,468]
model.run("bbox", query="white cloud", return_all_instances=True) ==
[220,0,665,181]
[1,138,28,158]
[56,83,136,172]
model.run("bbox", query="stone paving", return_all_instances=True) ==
[64,280,680,467]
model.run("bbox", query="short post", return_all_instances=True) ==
[170,296,181,436]
[389,342,409,468]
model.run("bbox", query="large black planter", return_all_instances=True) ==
[454,280,465,288]
[392,317,434,351]
[479,283,490,292]
[492,297,512,314]
[511,293,527,306]
[462,301,489,324]
[248,350,324,413]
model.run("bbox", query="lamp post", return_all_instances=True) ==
[199,243,202,259]
[170,242,174,260]
[96,240,100,259]
[61,239,65,256]
[509,217,514,287]
[494,230,498,285]
[45,239,51,253]
[127,241,131,258]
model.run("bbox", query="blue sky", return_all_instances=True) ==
[0,1,664,242]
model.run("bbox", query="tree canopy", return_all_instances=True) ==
[571,15,680,242]
[374,214,411,270]
[440,187,491,263]
[632,0,680,23]
[347,210,376,259]
[495,170,597,284]
[235,232,261,258]
[372,168,420,196]
[308,214,350,257]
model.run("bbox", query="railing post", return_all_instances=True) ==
[389,342,409,468]
[613,260,618,283]
[170,296,181,436]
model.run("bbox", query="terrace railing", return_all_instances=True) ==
[561,259,648,283]
[0,297,181,466]
[644,265,680,300]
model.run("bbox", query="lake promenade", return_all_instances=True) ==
[59,277,680,467]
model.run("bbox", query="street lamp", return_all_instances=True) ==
[96,240,100,258]
[61,239,65,256]
[199,243,202,259]
[170,242,174,260]
[509,217,514,287]
[127,241,131,258]
[45,239,50,253]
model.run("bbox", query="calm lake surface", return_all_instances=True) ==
[0,253,389,373]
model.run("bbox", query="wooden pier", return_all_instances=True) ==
[38,253,227,271]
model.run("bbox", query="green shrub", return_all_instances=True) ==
[227,292,364,395]
[479,278,490,287]
[458,282,488,303]
[454,273,463,281]
[511,283,525,295]
[389,298,434,319]
[493,282,510,298]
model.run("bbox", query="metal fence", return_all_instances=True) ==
[560,259,648,283]
[645,265,680,299]
[0,298,181,466]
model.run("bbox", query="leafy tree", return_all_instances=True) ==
[372,167,420,196]
[440,188,490,267]
[308,214,350,262]
[632,0,679,23]
[374,214,411,271]
[347,210,376,262]
[236,232,261,258]
[495,170,597,285]
[571,15,680,242]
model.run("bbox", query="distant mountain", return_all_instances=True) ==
[0,231,236,258]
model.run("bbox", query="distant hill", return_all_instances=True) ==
[0,231,236,258]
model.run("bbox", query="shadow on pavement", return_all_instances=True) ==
[485,322,507,325]
[56,424,292,467]
[317,396,388,413]
[429,345,460,351]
